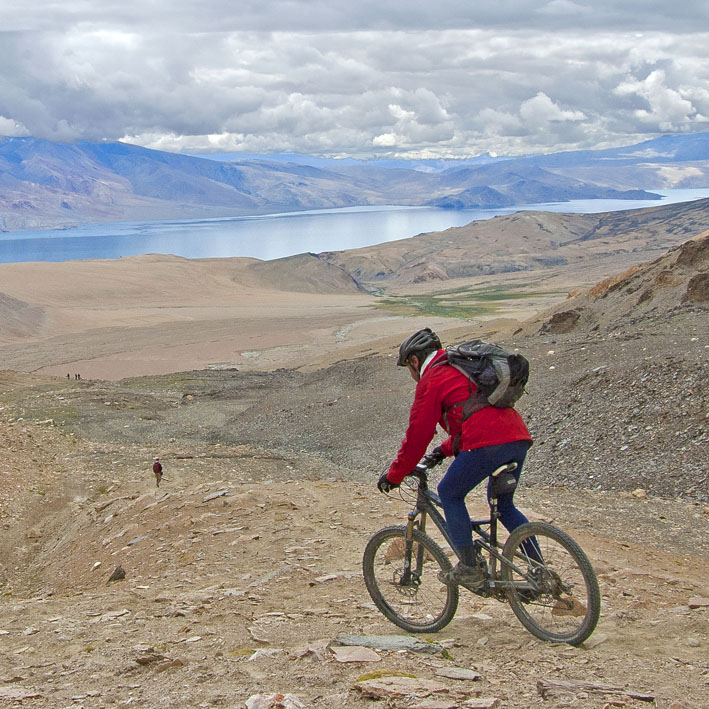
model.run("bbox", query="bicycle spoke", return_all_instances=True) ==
[502,522,600,645]
[363,526,458,633]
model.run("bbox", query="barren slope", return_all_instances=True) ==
[0,414,707,708]
[321,198,709,289]
[531,230,709,335]
[0,254,377,380]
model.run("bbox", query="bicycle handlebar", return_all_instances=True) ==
[422,452,444,468]
[406,453,444,488]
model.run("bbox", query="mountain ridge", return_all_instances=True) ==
[7,133,709,231]
[318,197,709,288]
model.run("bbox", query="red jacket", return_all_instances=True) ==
[387,349,532,483]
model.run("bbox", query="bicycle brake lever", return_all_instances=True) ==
[421,455,442,469]
[408,466,428,487]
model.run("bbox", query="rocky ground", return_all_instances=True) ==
[2,304,705,502]
[1,301,707,708]
[1,227,708,708]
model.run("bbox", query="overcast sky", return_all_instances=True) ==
[1,1,708,159]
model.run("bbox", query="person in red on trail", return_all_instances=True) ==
[153,457,163,488]
[377,328,534,590]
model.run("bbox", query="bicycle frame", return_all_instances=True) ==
[404,468,538,595]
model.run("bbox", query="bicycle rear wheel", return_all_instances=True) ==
[363,525,458,633]
[501,522,600,645]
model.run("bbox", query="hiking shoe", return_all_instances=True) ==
[439,562,485,590]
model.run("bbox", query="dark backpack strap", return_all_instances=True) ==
[442,391,489,455]
[432,355,489,456]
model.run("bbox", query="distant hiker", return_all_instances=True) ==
[67,373,70,379]
[378,328,534,590]
[153,457,163,487]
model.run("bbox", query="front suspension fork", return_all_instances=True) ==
[401,509,427,584]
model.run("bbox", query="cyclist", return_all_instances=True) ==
[377,327,533,590]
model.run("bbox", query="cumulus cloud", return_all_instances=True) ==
[615,70,699,129]
[0,2,708,157]
[0,115,29,136]
[519,93,586,127]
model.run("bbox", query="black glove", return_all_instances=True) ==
[377,472,399,493]
[425,446,445,466]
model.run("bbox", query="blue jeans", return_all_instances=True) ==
[437,440,532,553]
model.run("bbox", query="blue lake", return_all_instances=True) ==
[1,188,707,264]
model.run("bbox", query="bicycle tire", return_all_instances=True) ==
[501,522,601,646]
[363,525,459,633]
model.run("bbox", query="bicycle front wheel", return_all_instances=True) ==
[363,525,458,633]
[501,522,601,646]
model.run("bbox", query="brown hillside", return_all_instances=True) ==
[0,254,375,379]
[243,252,366,294]
[321,198,709,290]
[0,228,708,705]
[0,292,46,339]
[535,230,709,335]
[0,349,707,706]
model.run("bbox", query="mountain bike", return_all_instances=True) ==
[363,455,600,645]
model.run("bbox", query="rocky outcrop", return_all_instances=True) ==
[535,230,709,334]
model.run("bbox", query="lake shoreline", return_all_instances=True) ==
[2,188,708,264]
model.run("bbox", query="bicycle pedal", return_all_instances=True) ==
[459,579,486,592]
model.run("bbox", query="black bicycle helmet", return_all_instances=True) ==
[397,327,441,367]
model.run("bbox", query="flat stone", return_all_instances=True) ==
[331,646,381,663]
[471,613,493,621]
[135,650,168,665]
[126,534,151,546]
[290,639,329,661]
[688,596,709,608]
[435,667,482,681]
[155,658,186,672]
[335,634,444,654]
[91,608,130,623]
[581,632,609,649]
[314,574,339,583]
[355,676,449,699]
[247,649,282,662]
[0,687,43,700]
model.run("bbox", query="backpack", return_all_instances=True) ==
[435,340,529,431]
